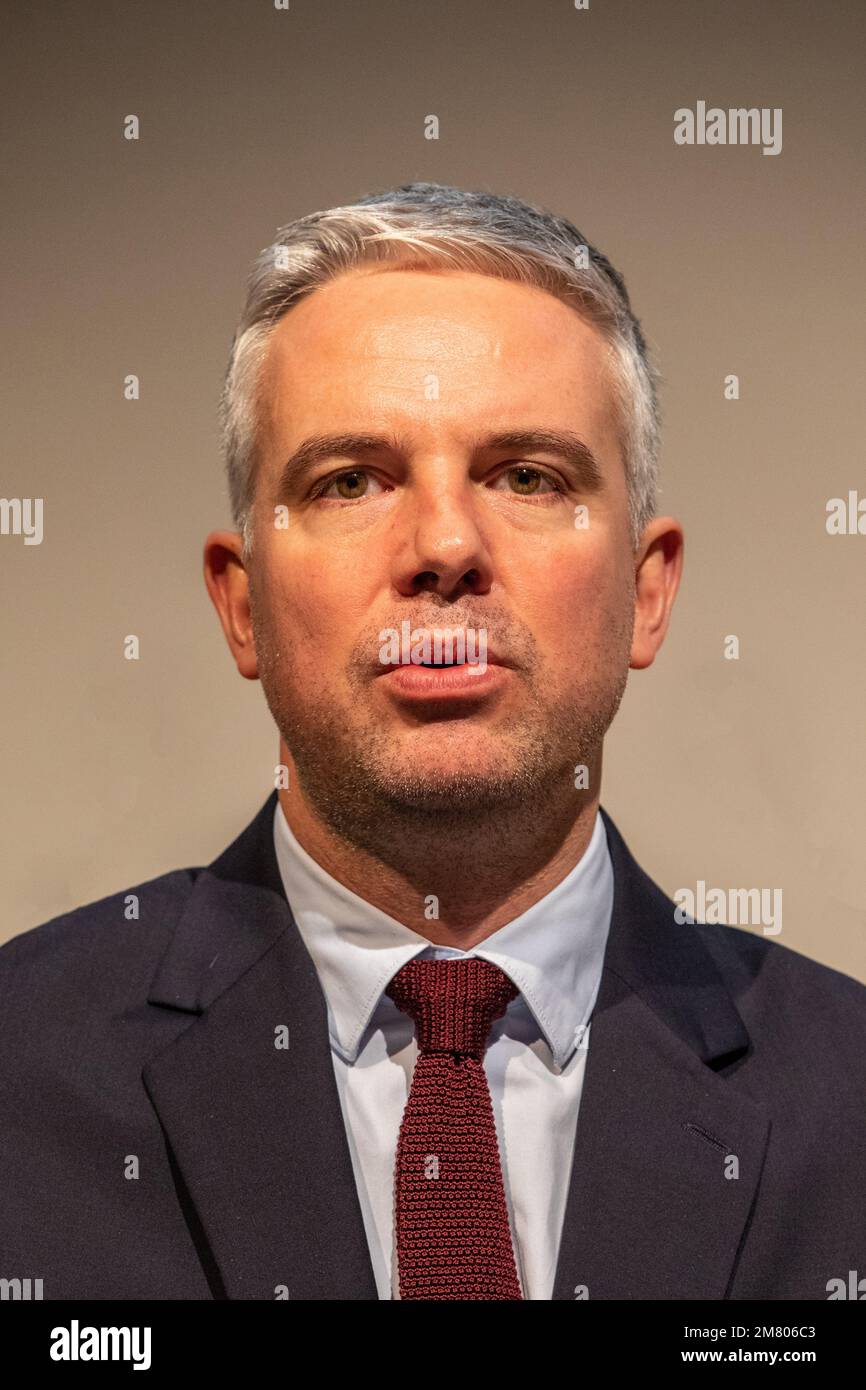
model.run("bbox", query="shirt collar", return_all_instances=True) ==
[272,800,614,1072]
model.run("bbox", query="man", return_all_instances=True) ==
[1,182,864,1301]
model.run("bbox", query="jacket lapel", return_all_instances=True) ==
[551,808,771,1299]
[141,793,378,1299]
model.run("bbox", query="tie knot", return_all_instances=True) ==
[385,957,518,1057]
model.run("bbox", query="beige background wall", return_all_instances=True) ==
[3,0,864,979]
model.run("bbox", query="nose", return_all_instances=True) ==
[393,469,494,600]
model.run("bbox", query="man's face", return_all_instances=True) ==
[245,267,637,832]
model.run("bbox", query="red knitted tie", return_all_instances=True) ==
[384,956,523,1300]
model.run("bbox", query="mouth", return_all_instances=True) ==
[373,652,510,674]
[416,659,481,668]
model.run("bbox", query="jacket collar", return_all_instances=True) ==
[596,807,751,1067]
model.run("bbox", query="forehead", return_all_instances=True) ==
[257,267,619,446]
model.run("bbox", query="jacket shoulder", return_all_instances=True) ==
[0,866,200,986]
[692,918,866,1058]
[602,804,866,1034]
[695,917,866,1000]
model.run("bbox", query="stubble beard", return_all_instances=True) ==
[251,600,633,867]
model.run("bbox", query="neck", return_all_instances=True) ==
[276,752,602,950]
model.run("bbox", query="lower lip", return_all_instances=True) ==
[379,662,509,701]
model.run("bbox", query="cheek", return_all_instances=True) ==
[525,547,631,665]
[263,548,340,642]
[257,552,366,686]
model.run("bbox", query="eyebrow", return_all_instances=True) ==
[274,428,606,496]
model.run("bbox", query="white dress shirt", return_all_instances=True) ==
[272,800,614,1300]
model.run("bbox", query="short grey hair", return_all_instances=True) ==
[219,182,661,557]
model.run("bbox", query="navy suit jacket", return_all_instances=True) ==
[1,792,864,1300]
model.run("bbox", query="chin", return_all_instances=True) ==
[371,753,531,809]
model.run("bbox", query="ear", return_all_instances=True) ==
[629,517,685,670]
[203,530,260,680]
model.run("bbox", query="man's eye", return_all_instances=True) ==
[494,466,564,497]
[314,470,384,501]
